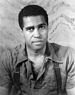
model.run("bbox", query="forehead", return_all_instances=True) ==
[23,15,46,27]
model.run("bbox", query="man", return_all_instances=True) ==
[0,4,75,95]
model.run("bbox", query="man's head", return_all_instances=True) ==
[18,5,49,51]
[18,4,48,30]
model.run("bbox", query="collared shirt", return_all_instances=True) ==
[0,42,75,95]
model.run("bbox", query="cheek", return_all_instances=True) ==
[42,31,48,39]
[24,34,32,44]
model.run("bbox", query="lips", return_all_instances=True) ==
[32,40,43,43]
[32,40,43,44]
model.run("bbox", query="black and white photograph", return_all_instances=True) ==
[0,0,75,95]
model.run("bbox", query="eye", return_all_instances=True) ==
[26,27,34,32]
[38,25,46,30]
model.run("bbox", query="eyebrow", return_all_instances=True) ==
[38,23,47,28]
[25,23,47,30]
[25,26,34,30]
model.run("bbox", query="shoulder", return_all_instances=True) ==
[49,42,75,59]
[50,43,75,72]
[0,44,25,67]
[50,43,68,53]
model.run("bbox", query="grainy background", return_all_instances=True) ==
[0,0,75,51]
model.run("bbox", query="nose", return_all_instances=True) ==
[34,28,40,38]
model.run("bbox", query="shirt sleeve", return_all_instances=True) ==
[0,45,23,95]
[66,47,75,89]
[0,48,13,89]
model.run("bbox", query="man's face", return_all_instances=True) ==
[22,15,48,51]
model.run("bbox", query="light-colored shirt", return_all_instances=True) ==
[0,42,75,95]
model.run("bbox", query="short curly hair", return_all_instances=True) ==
[18,4,48,30]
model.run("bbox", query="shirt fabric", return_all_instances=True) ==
[0,42,75,95]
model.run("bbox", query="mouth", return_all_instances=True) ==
[32,40,43,44]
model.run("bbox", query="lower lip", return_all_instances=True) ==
[32,41,43,44]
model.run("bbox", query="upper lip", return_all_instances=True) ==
[32,40,43,43]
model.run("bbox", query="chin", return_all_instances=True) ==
[32,45,43,51]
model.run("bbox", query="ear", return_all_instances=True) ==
[20,28,25,37]
[46,25,49,32]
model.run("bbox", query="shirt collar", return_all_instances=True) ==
[15,42,63,81]
[44,42,63,63]
[16,42,62,67]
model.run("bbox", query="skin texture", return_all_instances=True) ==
[22,15,75,95]
[22,15,48,53]
[15,15,75,95]
[0,14,75,95]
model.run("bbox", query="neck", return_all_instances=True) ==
[26,45,46,59]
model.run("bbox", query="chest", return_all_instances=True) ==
[13,60,66,95]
